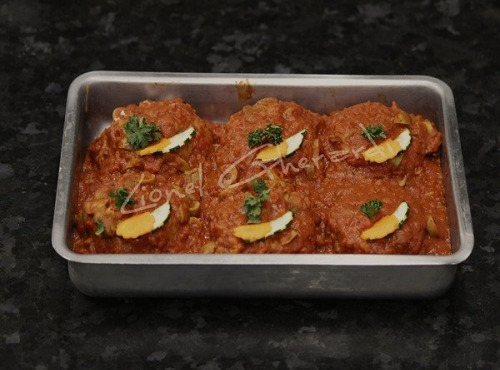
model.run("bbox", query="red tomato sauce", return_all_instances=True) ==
[71,98,451,255]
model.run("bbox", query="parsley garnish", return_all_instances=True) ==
[124,115,163,150]
[360,199,383,219]
[252,178,270,201]
[361,124,386,141]
[243,194,262,224]
[248,124,283,148]
[248,129,266,148]
[243,179,270,223]
[95,220,105,236]
[109,188,134,208]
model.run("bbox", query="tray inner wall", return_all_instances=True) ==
[73,77,458,254]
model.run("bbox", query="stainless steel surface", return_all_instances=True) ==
[52,72,474,297]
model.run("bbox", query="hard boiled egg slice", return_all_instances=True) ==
[256,130,307,163]
[361,201,409,240]
[116,202,171,239]
[233,211,294,242]
[362,129,411,163]
[138,126,196,156]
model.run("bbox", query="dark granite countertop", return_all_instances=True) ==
[1,0,499,368]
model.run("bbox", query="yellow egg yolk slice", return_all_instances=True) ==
[362,140,402,163]
[233,222,273,243]
[361,201,409,240]
[361,214,400,240]
[116,212,155,239]
[137,138,170,156]
[256,141,289,162]
[362,129,411,163]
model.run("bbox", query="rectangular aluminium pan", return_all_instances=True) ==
[52,72,474,298]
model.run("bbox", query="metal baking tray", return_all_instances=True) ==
[52,72,474,298]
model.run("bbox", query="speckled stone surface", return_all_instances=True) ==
[1,0,499,368]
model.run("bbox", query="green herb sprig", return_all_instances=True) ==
[125,115,163,150]
[95,220,105,236]
[109,188,134,208]
[243,179,270,223]
[248,124,283,148]
[360,199,383,219]
[361,124,386,141]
